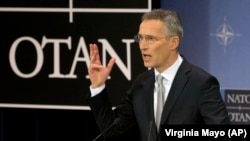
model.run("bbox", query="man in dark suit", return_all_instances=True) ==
[87,9,230,141]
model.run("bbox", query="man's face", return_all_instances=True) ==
[138,19,176,72]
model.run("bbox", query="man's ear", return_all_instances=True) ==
[169,36,180,50]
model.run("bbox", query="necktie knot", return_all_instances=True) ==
[156,74,164,85]
[156,75,165,94]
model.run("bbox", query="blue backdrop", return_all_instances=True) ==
[162,0,250,89]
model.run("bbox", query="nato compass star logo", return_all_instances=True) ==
[210,17,240,53]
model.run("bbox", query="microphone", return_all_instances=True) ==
[147,121,153,141]
[92,118,120,141]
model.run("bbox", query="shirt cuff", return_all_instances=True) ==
[89,84,105,97]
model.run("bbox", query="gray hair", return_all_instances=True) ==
[141,9,183,43]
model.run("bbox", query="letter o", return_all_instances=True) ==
[220,131,225,136]
[228,112,234,121]
[9,36,43,78]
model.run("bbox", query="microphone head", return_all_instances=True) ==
[114,118,120,124]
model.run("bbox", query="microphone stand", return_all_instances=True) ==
[92,118,120,141]
[147,121,153,141]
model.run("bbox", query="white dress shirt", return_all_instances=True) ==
[153,54,183,121]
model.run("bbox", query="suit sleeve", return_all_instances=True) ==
[199,76,230,124]
[86,87,136,139]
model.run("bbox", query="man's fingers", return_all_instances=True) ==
[89,64,103,70]
[90,44,101,64]
[89,44,115,72]
[106,58,116,71]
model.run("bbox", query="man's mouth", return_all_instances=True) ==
[142,54,151,60]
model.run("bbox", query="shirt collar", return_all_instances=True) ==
[154,54,183,82]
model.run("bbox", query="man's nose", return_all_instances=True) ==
[139,41,148,50]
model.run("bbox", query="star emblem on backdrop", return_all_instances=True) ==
[210,17,240,53]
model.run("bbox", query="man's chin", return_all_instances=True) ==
[143,63,153,68]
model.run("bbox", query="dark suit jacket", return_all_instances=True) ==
[87,58,230,141]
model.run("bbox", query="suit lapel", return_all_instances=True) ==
[141,70,158,140]
[140,70,155,120]
[160,59,191,124]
